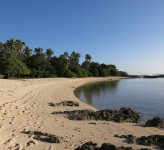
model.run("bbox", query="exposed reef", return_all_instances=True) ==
[144,117,164,128]
[21,130,63,143]
[114,134,164,148]
[49,100,79,107]
[52,107,140,123]
[75,141,151,150]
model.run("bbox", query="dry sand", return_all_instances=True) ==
[0,77,163,150]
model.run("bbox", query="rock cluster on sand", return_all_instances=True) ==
[114,134,164,148]
[49,100,79,107]
[21,130,63,143]
[53,107,140,123]
[75,141,150,150]
[144,117,164,128]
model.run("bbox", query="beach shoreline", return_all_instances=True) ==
[0,77,163,150]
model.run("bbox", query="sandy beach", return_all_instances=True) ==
[0,77,163,150]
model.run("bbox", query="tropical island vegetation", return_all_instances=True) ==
[0,39,128,79]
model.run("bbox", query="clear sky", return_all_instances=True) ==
[0,0,164,75]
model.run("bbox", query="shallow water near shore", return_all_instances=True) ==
[74,78,164,121]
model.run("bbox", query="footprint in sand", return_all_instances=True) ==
[4,138,12,144]
[3,112,7,115]
[26,140,35,147]
[14,143,20,150]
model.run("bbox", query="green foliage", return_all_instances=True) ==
[64,70,76,78]
[0,38,128,78]
[69,51,81,71]
[51,55,69,77]
[85,54,92,62]
[118,71,129,77]
[0,42,3,51]
[23,46,32,64]
[45,48,54,60]
[0,52,30,78]
[89,62,100,77]
[15,59,30,78]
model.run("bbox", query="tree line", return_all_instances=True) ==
[0,38,128,79]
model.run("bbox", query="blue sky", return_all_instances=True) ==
[0,0,164,75]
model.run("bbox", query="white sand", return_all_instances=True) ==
[0,77,163,150]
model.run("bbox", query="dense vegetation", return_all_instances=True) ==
[0,39,128,78]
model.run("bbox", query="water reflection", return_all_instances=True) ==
[74,79,164,120]
[75,80,119,105]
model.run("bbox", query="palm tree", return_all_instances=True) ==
[0,42,4,52]
[45,48,54,60]
[23,46,32,64]
[34,47,43,55]
[69,51,81,66]
[4,38,15,53]
[62,51,69,59]
[85,54,92,62]
[82,53,92,69]
[15,39,25,53]
[3,39,25,57]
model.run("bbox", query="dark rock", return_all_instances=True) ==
[159,143,164,149]
[115,134,164,147]
[75,142,134,150]
[100,143,117,150]
[53,107,140,123]
[114,134,137,144]
[145,117,164,128]
[117,146,133,150]
[75,141,99,150]
[62,101,79,106]
[137,135,164,146]
[49,101,79,107]
[89,122,96,125]
[21,130,63,143]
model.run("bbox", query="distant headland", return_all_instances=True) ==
[130,74,164,78]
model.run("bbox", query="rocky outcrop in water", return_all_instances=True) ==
[52,107,140,123]
[21,130,63,143]
[114,134,164,148]
[75,141,150,150]
[49,101,79,107]
[144,117,164,128]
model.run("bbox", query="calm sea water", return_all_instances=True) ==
[74,78,164,121]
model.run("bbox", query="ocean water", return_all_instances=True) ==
[74,78,164,121]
